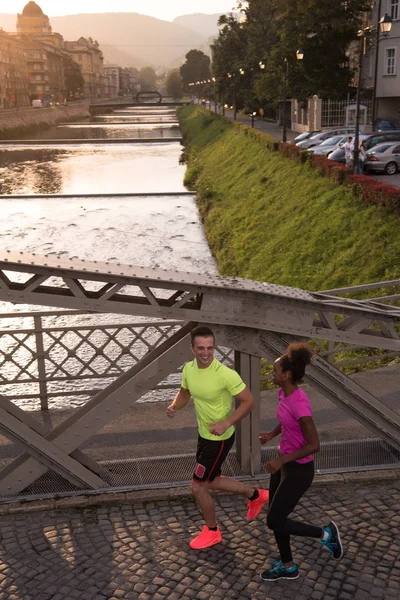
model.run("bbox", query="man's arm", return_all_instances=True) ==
[166,387,191,418]
[208,386,255,436]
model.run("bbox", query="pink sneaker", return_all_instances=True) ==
[189,526,222,549]
[246,489,269,520]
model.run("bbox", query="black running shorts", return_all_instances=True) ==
[193,433,235,483]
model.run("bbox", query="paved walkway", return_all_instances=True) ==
[198,101,296,142]
[0,476,399,600]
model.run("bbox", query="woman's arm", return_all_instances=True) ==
[259,423,282,444]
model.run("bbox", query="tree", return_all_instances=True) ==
[63,54,84,97]
[211,0,371,109]
[138,67,157,90]
[180,50,211,87]
[166,69,183,99]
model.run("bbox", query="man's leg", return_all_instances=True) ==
[192,479,217,528]
[208,475,254,498]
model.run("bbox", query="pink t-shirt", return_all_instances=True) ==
[277,388,313,464]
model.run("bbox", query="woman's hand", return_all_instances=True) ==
[265,457,284,474]
[259,432,276,445]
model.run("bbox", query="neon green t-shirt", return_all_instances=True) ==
[181,358,246,441]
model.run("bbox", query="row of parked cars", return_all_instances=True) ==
[293,125,400,175]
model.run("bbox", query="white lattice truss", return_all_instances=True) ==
[0,249,398,495]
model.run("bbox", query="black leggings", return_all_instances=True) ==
[267,460,323,563]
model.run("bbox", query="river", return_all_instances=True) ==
[0,105,218,410]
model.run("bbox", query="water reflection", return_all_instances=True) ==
[0,148,65,195]
[21,124,181,141]
[93,115,178,124]
[0,193,218,409]
[0,143,186,195]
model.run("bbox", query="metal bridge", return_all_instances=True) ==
[0,249,399,497]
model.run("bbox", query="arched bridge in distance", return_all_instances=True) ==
[0,249,399,497]
[89,93,188,115]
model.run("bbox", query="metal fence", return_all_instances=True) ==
[0,311,234,411]
[321,98,373,128]
[0,277,399,411]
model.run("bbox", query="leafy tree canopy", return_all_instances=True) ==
[138,67,157,90]
[63,54,84,94]
[180,50,211,87]
[212,0,371,106]
[166,69,183,99]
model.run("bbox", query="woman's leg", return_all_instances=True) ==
[267,461,322,564]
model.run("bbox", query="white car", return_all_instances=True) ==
[296,127,356,149]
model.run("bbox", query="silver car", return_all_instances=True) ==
[311,134,370,157]
[296,127,356,149]
[365,142,400,175]
[310,135,349,156]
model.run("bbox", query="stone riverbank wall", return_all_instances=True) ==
[0,101,90,138]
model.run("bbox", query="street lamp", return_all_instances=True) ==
[282,49,304,142]
[353,12,392,174]
[227,70,244,120]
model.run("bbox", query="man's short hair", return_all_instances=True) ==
[190,326,215,345]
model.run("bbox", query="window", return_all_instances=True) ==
[384,48,396,75]
[389,0,399,20]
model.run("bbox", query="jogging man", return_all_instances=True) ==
[167,326,269,549]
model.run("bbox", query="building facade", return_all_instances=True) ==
[103,64,120,97]
[65,38,106,99]
[16,1,65,103]
[362,0,400,120]
[0,29,30,108]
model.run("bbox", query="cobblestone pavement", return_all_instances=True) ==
[0,479,399,600]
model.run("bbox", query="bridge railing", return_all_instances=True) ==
[315,279,400,368]
[0,302,398,411]
[0,311,234,411]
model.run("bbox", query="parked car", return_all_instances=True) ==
[373,117,400,131]
[293,130,321,143]
[363,130,400,151]
[32,99,43,108]
[309,135,349,156]
[327,135,370,164]
[296,127,356,149]
[328,131,400,165]
[364,142,400,175]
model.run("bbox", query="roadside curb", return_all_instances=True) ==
[1,468,398,515]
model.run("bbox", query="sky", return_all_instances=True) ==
[9,1,239,21]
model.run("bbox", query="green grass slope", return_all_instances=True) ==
[178,105,400,292]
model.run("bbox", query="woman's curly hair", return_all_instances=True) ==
[279,342,314,384]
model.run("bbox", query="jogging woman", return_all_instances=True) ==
[259,342,343,582]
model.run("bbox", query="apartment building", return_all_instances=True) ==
[0,29,30,108]
[65,38,106,99]
[362,0,400,119]
[16,1,65,102]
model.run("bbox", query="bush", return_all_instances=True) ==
[347,174,400,215]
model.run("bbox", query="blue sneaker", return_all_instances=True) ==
[260,561,299,581]
[320,520,343,560]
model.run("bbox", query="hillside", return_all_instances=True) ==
[172,13,224,39]
[0,12,208,68]
[178,105,400,291]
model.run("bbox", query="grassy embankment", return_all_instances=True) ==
[178,104,400,372]
[178,104,400,291]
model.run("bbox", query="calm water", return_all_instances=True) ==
[0,143,186,195]
[0,105,218,410]
[20,123,181,140]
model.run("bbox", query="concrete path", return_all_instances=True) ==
[0,475,398,600]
